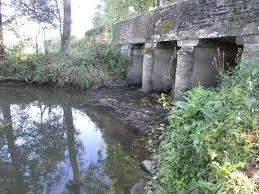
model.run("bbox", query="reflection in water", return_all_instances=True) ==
[63,106,80,194]
[0,86,146,194]
[1,105,25,194]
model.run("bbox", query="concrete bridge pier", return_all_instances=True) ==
[174,40,198,99]
[236,35,259,61]
[142,43,155,92]
[127,44,143,85]
[141,42,177,92]
[174,39,230,99]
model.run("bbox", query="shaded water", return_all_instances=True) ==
[0,86,148,194]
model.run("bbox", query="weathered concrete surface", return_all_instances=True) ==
[152,46,177,92]
[127,46,143,85]
[141,42,177,92]
[174,46,195,99]
[174,39,200,98]
[142,47,154,92]
[120,44,132,56]
[174,39,240,97]
[192,47,218,88]
[236,35,259,61]
[114,0,259,45]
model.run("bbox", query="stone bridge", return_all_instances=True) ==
[113,0,259,99]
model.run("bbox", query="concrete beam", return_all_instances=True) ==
[177,39,200,47]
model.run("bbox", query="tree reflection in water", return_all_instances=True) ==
[1,105,25,194]
[0,87,146,194]
[0,103,67,193]
[63,106,81,194]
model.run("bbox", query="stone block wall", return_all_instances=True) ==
[115,0,259,98]
[114,14,151,45]
[114,0,259,45]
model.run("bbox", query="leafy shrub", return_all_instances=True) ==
[85,27,104,37]
[70,38,89,53]
[1,42,129,88]
[157,60,259,193]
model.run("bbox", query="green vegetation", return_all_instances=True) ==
[157,61,259,193]
[160,20,172,34]
[1,42,129,88]
[85,27,104,37]
[95,0,177,33]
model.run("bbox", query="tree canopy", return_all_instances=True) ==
[11,0,57,26]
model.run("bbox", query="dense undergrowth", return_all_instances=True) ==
[0,42,128,88]
[157,61,259,193]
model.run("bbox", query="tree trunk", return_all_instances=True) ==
[156,0,161,7]
[0,0,4,63]
[43,28,48,54]
[54,0,63,50]
[35,35,39,55]
[63,106,80,194]
[61,0,71,56]
[2,105,25,193]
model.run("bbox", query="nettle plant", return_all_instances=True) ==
[157,60,259,193]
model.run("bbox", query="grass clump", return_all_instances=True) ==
[1,42,128,88]
[157,60,259,193]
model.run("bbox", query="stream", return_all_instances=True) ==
[0,85,149,194]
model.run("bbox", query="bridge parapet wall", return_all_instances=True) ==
[114,0,259,45]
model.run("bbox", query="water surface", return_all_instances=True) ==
[0,86,147,194]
